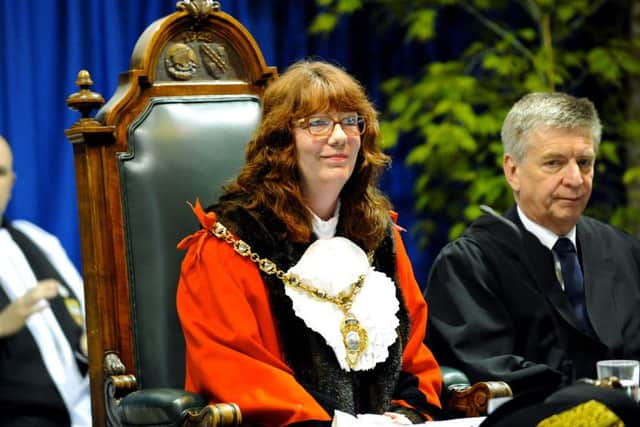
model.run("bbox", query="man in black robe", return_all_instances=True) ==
[425,92,640,395]
[0,135,91,426]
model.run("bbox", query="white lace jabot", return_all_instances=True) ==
[285,237,400,371]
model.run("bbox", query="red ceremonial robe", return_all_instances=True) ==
[177,201,441,426]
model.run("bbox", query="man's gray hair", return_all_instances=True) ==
[501,92,602,162]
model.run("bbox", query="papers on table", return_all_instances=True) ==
[420,417,486,426]
[331,410,486,427]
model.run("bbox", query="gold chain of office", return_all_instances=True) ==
[209,220,369,369]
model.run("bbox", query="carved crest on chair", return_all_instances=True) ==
[200,43,229,78]
[159,2,240,82]
[165,42,198,80]
[161,35,238,81]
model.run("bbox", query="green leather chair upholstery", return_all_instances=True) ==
[114,96,260,427]
[120,95,260,392]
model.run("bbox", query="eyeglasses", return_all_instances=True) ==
[296,114,366,137]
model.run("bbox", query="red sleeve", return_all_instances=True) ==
[390,220,443,419]
[176,202,330,427]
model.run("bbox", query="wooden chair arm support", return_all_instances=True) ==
[106,374,138,399]
[104,375,239,427]
[117,387,221,426]
[183,402,242,427]
[446,381,513,417]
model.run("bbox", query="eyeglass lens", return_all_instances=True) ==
[306,115,365,136]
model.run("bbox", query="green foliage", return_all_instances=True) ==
[313,0,640,243]
[598,141,620,165]
[406,9,437,42]
[308,13,339,34]
[336,0,362,13]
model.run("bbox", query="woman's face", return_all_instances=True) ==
[293,111,362,199]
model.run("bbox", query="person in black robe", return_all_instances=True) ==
[0,135,90,427]
[424,92,640,396]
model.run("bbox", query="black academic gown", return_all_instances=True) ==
[424,206,640,394]
[0,290,71,426]
[0,220,86,427]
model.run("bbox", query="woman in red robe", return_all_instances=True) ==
[177,59,442,426]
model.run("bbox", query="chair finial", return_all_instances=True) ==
[66,69,105,125]
[176,0,221,20]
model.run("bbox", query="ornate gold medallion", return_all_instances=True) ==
[341,312,368,369]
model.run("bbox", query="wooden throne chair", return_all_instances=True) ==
[64,1,275,425]
[64,1,510,426]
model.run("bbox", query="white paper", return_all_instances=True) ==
[331,410,485,427]
[419,417,486,426]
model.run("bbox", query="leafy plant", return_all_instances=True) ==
[312,0,640,245]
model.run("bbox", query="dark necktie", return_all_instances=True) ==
[553,237,594,337]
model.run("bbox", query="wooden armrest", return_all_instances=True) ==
[106,374,138,399]
[446,381,513,417]
[104,371,240,427]
[183,402,242,427]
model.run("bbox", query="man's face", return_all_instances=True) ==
[503,127,595,235]
[0,137,15,218]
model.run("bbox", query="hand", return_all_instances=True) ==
[0,279,59,337]
[382,412,412,425]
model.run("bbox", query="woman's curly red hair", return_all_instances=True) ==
[221,59,392,251]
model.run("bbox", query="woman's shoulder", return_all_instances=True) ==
[178,198,283,257]
[177,201,229,256]
[177,202,263,285]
